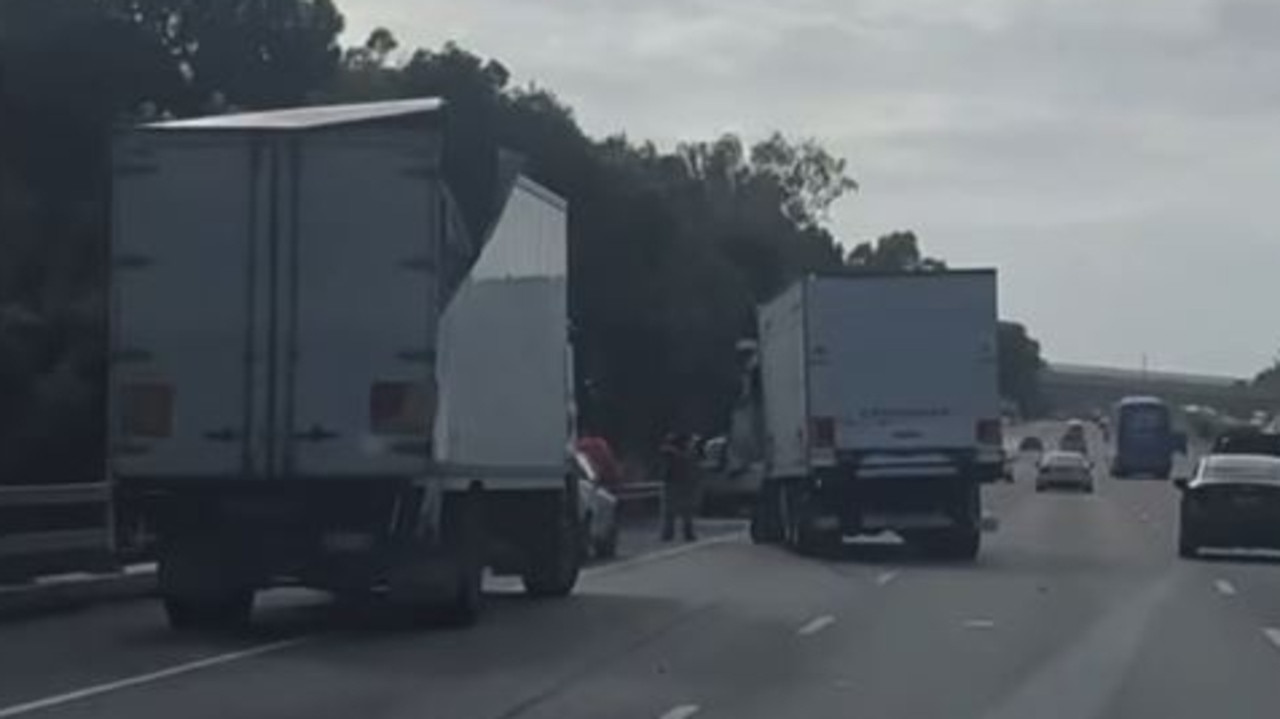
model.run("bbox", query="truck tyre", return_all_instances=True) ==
[163,590,254,631]
[910,528,980,561]
[750,480,784,544]
[430,490,485,627]
[522,483,582,598]
[913,483,981,561]
[790,483,839,557]
[1177,519,1200,559]
[945,528,981,560]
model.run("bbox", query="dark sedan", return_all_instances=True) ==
[1176,454,1280,558]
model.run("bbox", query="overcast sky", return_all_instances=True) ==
[344,0,1280,377]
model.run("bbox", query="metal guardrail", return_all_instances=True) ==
[0,483,115,582]
[612,481,662,502]
[0,483,110,507]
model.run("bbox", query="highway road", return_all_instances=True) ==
[2,433,1280,718]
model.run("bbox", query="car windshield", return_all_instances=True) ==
[1043,452,1087,469]
[1120,405,1169,435]
[1198,456,1280,483]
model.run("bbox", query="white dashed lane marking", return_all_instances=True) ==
[1214,579,1237,596]
[1263,628,1280,651]
[875,571,899,586]
[659,704,701,719]
[798,615,836,636]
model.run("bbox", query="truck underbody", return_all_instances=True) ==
[118,477,580,629]
[750,463,993,560]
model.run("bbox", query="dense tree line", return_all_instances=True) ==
[0,1,1045,480]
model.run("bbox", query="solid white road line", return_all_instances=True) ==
[1214,579,1237,596]
[0,638,310,718]
[963,619,997,630]
[875,571,899,587]
[659,704,701,719]
[1262,628,1280,651]
[798,615,836,636]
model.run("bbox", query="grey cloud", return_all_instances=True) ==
[342,0,1280,374]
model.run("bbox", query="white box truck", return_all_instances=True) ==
[749,270,1002,559]
[109,99,582,629]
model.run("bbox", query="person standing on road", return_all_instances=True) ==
[659,432,699,542]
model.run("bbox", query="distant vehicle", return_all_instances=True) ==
[1035,451,1095,493]
[1018,436,1045,453]
[1111,396,1185,479]
[1059,422,1089,455]
[749,270,1002,560]
[1175,454,1280,558]
[1211,428,1280,458]
[573,451,619,559]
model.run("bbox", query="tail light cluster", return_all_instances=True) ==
[119,382,174,438]
[370,381,429,435]
[976,418,1003,447]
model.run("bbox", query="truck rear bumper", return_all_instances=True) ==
[809,472,982,535]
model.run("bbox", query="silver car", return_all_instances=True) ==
[1035,451,1095,493]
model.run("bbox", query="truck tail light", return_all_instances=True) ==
[810,416,836,449]
[976,418,1003,446]
[370,381,428,435]
[120,382,174,438]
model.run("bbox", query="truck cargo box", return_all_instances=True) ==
[758,270,1000,477]
[109,99,474,483]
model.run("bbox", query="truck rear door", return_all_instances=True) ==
[284,130,442,477]
[806,273,1000,458]
[110,134,266,478]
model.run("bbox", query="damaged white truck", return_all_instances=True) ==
[109,99,580,629]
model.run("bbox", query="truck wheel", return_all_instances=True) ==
[750,480,784,544]
[522,486,582,598]
[430,490,485,627]
[946,528,981,560]
[910,529,980,561]
[1177,522,1200,559]
[798,525,841,557]
[791,486,838,557]
[163,590,253,631]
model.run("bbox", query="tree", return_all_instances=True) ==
[998,321,1047,416]
[1254,354,1280,399]
[846,230,946,272]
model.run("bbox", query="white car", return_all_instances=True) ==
[573,451,620,559]
[1035,451,1095,493]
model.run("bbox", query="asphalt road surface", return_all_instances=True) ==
[2,434,1279,719]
